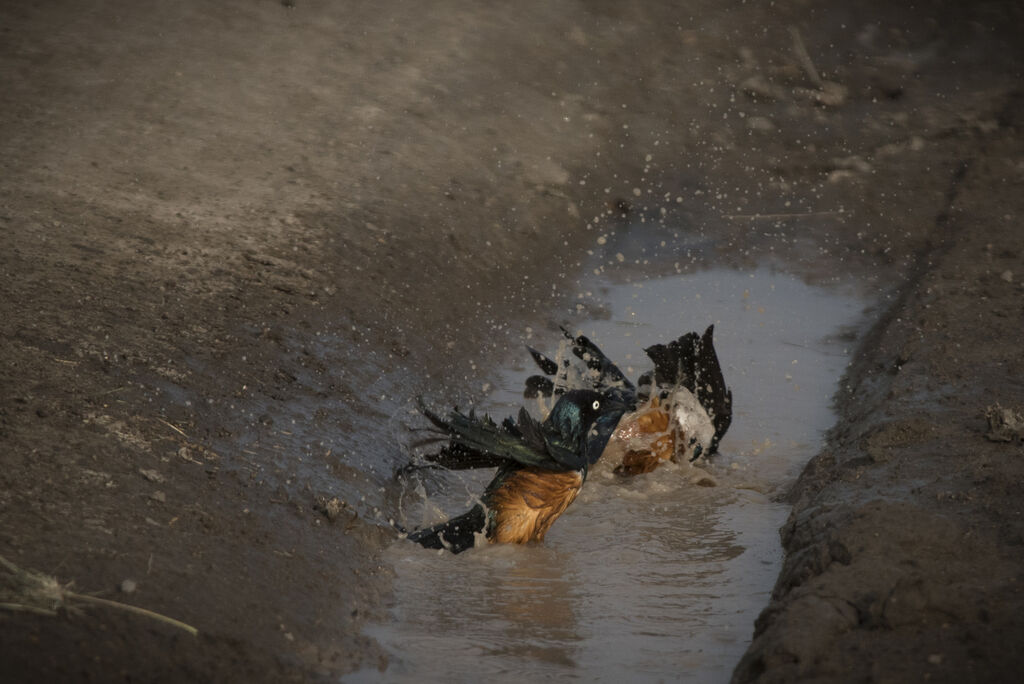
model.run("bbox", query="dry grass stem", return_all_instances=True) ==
[156,417,189,438]
[0,555,198,637]
[722,211,839,220]
[788,25,823,89]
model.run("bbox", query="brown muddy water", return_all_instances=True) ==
[347,263,868,682]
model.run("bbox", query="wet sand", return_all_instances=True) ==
[2,0,1022,681]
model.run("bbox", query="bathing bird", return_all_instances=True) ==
[524,325,732,475]
[405,389,628,553]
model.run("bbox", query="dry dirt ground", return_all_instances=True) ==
[1,0,1022,681]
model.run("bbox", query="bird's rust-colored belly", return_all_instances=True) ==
[487,467,584,544]
[603,397,678,475]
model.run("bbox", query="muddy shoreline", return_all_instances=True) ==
[2,1,1022,681]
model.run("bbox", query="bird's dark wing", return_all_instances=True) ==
[405,504,486,554]
[562,327,635,397]
[644,331,700,391]
[523,374,555,399]
[422,443,507,470]
[517,406,592,471]
[526,346,559,375]
[419,403,566,471]
[522,329,637,407]
[536,438,587,472]
[644,325,733,452]
[694,325,732,451]
[418,414,521,470]
[523,346,563,399]
[514,406,548,452]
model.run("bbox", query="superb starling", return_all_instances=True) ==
[405,389,628,553]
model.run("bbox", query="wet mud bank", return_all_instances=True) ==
[734,138,1024,680]
[2,0,1023,681]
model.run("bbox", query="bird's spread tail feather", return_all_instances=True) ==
[405,504,487,554]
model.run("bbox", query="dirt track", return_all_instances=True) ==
[2,1,1022,681]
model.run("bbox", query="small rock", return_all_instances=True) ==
[827,169,856,184]
[833,155,872,174]
[816,81,848,107]
[178,445,202,463]
[324,497,345,521]
[690,472,719,487]
[746,116,776,132]
[120,579,137,594]
[139,468,165,483]
[985,404,1024,443]
[1000,269,1013,283]
[796,81,848,107]
[525,157,570,186]
[740,75,787,101]
[150,490,167,503]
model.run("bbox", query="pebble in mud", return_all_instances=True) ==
[139,468,164,483]
[747,116,776,132]
[984,404,1024,443]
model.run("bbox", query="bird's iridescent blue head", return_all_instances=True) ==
[548,390,624,434]
[546,389,628,465]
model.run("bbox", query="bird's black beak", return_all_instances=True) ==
[605,399,629,416]
[585,402,629,466]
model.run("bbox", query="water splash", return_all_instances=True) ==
[351,264,867,682]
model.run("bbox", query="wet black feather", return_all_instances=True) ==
[524,324,734,455]
[524,374,554,399]
[526,346,559,375]
[405,504,486,554]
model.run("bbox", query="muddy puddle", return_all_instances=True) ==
[346,262,868,682]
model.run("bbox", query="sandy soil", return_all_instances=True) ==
[1,0,1021,681]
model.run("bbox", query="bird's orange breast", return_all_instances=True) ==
[486,467,584,544]
[603,397,679,475]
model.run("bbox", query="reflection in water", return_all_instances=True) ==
[350,265,866,683]
[476,557,579,667]
[365,544,582,681]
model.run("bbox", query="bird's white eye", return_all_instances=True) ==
[592,400,601,410]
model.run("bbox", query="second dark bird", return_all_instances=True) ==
[524,325,732,475]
